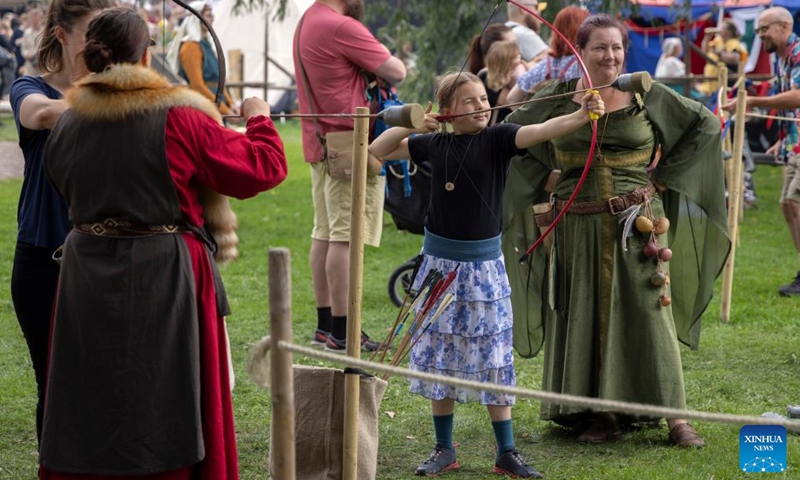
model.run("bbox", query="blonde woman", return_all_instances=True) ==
[655,37,686,79]
[480,40,525,125]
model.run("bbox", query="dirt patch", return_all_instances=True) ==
[0,141,23,180]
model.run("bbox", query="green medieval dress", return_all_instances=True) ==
[502,80,730,424]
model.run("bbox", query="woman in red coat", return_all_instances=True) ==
[39,7,287,479]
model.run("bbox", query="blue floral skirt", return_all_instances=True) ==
[408,253,516,406]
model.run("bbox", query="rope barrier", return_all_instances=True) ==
[747,112,800,123]
[268,340,800,433]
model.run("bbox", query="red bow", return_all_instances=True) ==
[508,0,599,261]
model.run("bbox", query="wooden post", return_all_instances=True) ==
[720,84,747,323]
[269,248,295,479]
[737,62,746,225]
[228,49,244,103]
[720,67,732,190]
[342,106,370,480]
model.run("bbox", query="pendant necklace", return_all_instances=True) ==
[444,134,476,192]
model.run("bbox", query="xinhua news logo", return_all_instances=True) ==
[739,425,787,473]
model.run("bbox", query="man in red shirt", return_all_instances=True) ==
[294,0,406,351]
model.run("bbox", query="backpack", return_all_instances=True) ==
[366,80,403,140]
[364,78,427,228]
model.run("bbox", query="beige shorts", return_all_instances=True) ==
[310,162,385,247]
[781,155,800,204]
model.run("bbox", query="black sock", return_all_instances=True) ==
[316,306,332,333]
[331,315,347,341]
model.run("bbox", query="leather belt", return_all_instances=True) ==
[74,218,187,237]
[555,184,656,215]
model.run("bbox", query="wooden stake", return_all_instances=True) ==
[720,68,733,192]
[720,83,747,323]
[269,247,295,479]
[342,106,370,480]
[229,49,244,102]
[736,66,746,228]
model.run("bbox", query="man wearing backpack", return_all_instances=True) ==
[294,0,406,351]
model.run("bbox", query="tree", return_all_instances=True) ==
[232,0,633,103]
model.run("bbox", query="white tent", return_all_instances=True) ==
[213,0,314,106]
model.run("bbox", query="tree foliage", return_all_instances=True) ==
[230,0,634,103]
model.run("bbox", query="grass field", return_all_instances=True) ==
[0,119,798,479]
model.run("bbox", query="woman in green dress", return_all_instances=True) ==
[502,14,730,447]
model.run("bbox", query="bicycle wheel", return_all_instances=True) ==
[388,260,417,307]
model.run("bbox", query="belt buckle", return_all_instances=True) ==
[607,196,623,215]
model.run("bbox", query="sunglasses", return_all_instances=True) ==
[755,21,784,35]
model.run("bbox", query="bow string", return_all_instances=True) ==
[506,0,599,261]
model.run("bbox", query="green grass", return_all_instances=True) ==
[0,121,798,479]
[0,113,18,142]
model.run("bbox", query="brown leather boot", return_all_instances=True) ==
[576,412,621,444]
[668,423,706,447]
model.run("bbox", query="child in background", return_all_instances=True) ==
[481,40,525,125]
[369,71,604,478]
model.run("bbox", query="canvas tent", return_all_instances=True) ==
[213,0,314,107]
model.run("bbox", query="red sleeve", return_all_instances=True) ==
[165,107,288,225]
[333,18,391,73]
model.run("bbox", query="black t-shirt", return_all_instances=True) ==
[408,123,523,240]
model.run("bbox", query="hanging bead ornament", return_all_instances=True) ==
[643,241,659,258]
[653,217,670,235]
[650,271,667,286]
[638,196,672,307]
[635,215,654,233]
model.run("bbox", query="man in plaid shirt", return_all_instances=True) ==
[728,7,800,296]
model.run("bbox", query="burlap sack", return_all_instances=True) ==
[269,365,388,480]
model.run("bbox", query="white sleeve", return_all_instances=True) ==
[514,28,548,62]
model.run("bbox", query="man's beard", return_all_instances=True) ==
[344,0,364,22]
[764,40,777,54]
[524,14,540,33]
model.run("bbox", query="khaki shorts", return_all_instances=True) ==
[310,162,385,247]
[781,154,800,204]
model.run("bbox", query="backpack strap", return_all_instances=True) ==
[294,13,327,159]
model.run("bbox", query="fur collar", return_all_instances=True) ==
[68,64,221,123]
[68,64,238,264]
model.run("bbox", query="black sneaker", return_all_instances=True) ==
[492,448,543,479]
[414,444,458,476]
[310,329,329,347]
[778,271,800,296]
[324,331,382,353]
